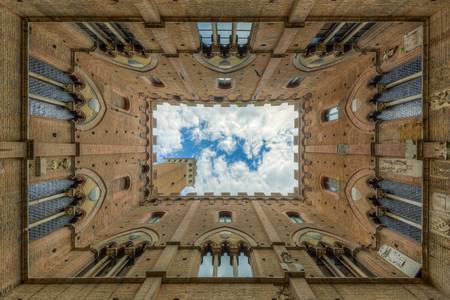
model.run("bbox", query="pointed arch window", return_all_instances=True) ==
[322,106,339,121]
[76,230,152,278]
[111,91,130,111]
[198,242,252,278]
[287,212,304,224]
[148,212,164,224]
[218,211,232,223]
[217,77,232,89]
[286,75,304,88]
[113,176,131,192]
[300,230,374,278]
[149,76,165,87]
[323,177,339,193]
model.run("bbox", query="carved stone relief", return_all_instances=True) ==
[379,158,423,177]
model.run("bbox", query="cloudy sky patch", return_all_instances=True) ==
[154,103,298,195]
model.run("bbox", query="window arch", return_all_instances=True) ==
[196,229,254,278]
[198,241,252,278]
[322,106,339,122]
[286,75,304,88]
[217,77,232,89]
[113,176,131,192]
[148,212,164,224]
[286,212,304,224]
[76,229,155,278]
[149,76,165,87]
[111,91,130,111]
[218,211,232,223]
[297,229,374,278]
[322,177,339,193]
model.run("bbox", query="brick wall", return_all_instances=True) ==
[0,7,23,296]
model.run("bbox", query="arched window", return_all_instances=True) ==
[322,106,339,121]
[77,230,153,278]
[197,22,252,48]
[149,76,165,87]
[323,177,338,193]
[218,211,232,223]
[286,76,304,88]
[287,212,304,224]
[298,230,374,278]
[198,242,252,278]
[368,179,422,242]
[113,176,131,192]
[217,77,232,89]
[111,91,130,111]
[148,212,164,224]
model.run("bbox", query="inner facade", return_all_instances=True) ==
[1,1,449,300]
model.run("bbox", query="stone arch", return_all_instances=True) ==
[193,53,256,73]
[344,168,378,237]
[91,227,159,251]
[293,51,357,72]
[72,168,106,233]
[344,65,377,132]
[72,67,106,131]
[92,50,159,72]
[291,227,359,250]
[194,226,257,248]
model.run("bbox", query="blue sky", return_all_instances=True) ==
[154,103,298,195]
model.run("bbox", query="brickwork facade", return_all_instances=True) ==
[1,1,450,299]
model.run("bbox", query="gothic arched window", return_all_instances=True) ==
[150,76,165,87]
[286,76,304,88]
[218,211,232,223]
[287,212,304,224]
[113,176,131,192]
[217,77,232,89]
[299,230,373,278]
[196,230,254,278]
[322,106,339,122]
[76,230,154,278]
[198,241,252,278]
[323,177,339,193]
[148,212,165,224]
[111,91,130,111]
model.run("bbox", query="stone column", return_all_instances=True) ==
[230,244,240,277]
[212,244,221,277]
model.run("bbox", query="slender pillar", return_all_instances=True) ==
[212,246,221,277]
[321,255,345,277]
[230,246,239,277]
[338,255,368,278]
[105,255,129,277]
[83,256,110,277]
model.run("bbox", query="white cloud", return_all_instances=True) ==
[217,136,236,154]
[154,103,298,195]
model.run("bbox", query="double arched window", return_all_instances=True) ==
[218,211,232,223]
[111,91,131,112]
[198,241,252,277]
[113,176,131,192]
[286,75,304,88]
[323,177,339,193]
[299,230,373,278]
[196,229,255,278]
[217,77,233,89]
[322,106,339,122]
[149,76,165,87]
[76,229,155,278]
[286,212,304,224]
[148,212,165,224]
